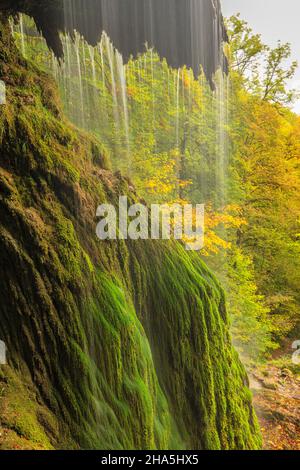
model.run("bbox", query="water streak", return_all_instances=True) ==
[19,14,26,57]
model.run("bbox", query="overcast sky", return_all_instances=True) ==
[221,0,300,112]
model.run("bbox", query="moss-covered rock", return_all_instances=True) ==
[0,17,262,450]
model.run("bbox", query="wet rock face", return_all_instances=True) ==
[0,0,227,84]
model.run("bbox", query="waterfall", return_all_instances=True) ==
[99,41,106,99]
[105,34,121,142]
[51,54,59,81]
[175,69,181,150]
[19,14,26,58]
[215,72,229,207]
[12,4,229,208]
[53,1,227,80]
[88,46,97,86]
[74,34,85,127]
[150,49,156,134]
[116,51,131,171]
[63,34,72,100]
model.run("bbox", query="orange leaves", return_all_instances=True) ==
[202,204,246,256]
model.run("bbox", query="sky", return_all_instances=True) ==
[221,0,300,113]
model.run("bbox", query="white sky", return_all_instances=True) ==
[221,0,300,113]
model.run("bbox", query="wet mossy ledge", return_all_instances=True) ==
[0,18,262,450]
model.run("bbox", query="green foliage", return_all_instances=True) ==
[226,14,267,79]
[224,248,277,362]
[227,14,299,105]
[0,16,261,450]
[262,42,298,104]
[226,18,300,351]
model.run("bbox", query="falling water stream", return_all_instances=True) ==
[19,14,26,57]
[11,3,229,208]
[116,51,130,167]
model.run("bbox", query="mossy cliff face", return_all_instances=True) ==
[0,18,262,450]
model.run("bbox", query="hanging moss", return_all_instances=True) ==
[0,17,261,450]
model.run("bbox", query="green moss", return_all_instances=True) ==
[0,366,64,450]
[0,16,262,450]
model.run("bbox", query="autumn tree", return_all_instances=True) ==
[226,15,300,348]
